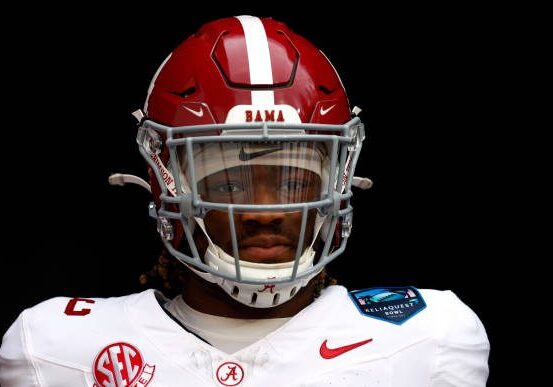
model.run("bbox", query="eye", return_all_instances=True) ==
[216,182,243,193]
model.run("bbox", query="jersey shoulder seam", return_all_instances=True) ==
[21,309,45,386]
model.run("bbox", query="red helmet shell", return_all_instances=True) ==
[145,16,351,126]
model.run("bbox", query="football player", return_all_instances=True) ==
[0,16,489,386]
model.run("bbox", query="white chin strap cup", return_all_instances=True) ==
[187,264,321,308]
[190,213,324,308]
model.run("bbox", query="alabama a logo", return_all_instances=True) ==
[215,361,245,386]
[93,342,155,387]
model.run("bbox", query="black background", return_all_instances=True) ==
[1,4,517,385]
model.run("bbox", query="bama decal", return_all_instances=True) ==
[225,105,301,124]
[93,342,155,387]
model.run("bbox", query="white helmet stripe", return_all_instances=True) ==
[235,15,275,105]
[144,53,172,114]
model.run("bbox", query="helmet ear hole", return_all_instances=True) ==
[318,85,333,95]
[179,86,197,98]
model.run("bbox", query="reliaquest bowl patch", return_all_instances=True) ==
[349,286,426,325]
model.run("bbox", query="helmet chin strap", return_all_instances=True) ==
[187,214,325,308]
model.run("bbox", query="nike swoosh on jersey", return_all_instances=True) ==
[319,338,373,359]
[183,105,204,117]
[320,104,336,116]
[238,146,282,161]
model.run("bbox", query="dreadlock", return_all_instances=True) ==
[139,248,337,301]
[139,249,187,298]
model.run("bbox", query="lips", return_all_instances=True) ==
[239,236,294,263]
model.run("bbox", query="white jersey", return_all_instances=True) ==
[0,286,489,386]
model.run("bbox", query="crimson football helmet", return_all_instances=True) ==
[119,16,370,308]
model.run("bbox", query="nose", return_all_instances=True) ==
[239,168,286,228]
[241,184,284,228]
[240,211,285,228]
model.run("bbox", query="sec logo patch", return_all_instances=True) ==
[93,342,155,387]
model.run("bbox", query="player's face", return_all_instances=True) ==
[198,165,321,264]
